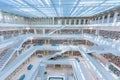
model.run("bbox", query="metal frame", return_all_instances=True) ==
[0,0,119,17]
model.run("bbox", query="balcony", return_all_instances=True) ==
[0,16,120,27]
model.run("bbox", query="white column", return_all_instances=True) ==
[96,29,99,35]
[83,19,86,24]
[79,19,81,25]
[98,17,100,24]
[65,19,66,25]
[52,17,54,25]
[89,19,93,24]
[92,19,95,24]
[43,29,45,34]
[0,11,3,22]
[113,11,118,23]
[74,19,76,25]
[102,16,105,24]
[58,19,61,25]
[94,18,97,24]
[34,29,37,34]
[107,14,110,23]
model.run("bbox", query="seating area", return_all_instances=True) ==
[61,51,82,57]
[51,42,57,46]
[18,74,25,80]
[75,57,80,62]
[27,64,33,70]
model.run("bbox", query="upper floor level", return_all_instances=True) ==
[0,6,120,27]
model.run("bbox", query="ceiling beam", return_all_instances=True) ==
[22,0,48,17]
[79,0,109,16]
[50,0,59,17]
[70,0,81,16]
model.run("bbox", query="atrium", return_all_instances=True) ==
[0,0,120,80]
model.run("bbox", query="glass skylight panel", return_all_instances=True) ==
[78,1,103,5]
[59,0,61,6]
[106,0,120,3]
[16,0,27,5]
[19,8,36,12]
[44,0,51,7]
[8,0,23,6]
[31,12,45,17]
[46,13,57,17]
[78,7,94,16]
[72,7,84,16]
[0,0,120,17]
[88,6,114,16]
[37,0,45,7]
[40,8,55,13]
[71,7,79,16]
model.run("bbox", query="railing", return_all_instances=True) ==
[78,47,118,80]
[0,41,119,80]
[0,20,120,26]
[0,35,30,71]
[83,33,120,56]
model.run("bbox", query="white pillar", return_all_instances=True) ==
[0,11,3,22]
[74,19,76,25]
[65,19,66,25]
[98,17,100,24]
[96,29,99,35]
[102,16,105,24]
[53,17,54,25]
[113,11,118,23]
[58,19,61,25]
[94,18,97,24]
[43,29,45,34]
[83,19,86,24]
[79,19,81,25]
[89,19,92,24]
[34,29,37,34]
[107,14,110,23]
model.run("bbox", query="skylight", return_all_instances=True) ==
[0,0,119,17]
